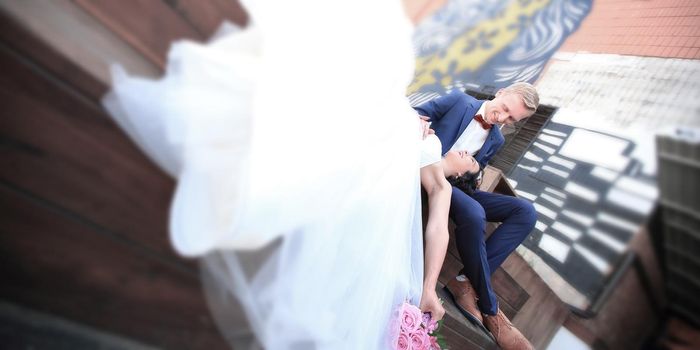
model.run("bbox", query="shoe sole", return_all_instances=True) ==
[442,286,491,336]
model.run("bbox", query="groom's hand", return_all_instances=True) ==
[419,115,434,140]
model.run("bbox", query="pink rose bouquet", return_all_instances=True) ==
[390,301,447,350]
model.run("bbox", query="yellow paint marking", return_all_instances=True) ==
[408,0,551,93]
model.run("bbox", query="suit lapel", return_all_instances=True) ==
[476,126,498,164]
[456,100,485,143]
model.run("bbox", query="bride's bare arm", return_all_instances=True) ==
[419,162,451,321]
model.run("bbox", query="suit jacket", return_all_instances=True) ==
[414,90,504,169]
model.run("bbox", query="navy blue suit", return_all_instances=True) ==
[415,91,536,315]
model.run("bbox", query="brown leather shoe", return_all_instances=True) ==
[483,309,533,350]
[445,276,483,325]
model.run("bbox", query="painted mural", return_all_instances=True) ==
[410,0,593,94]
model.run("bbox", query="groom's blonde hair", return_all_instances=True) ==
[501,82,539,113]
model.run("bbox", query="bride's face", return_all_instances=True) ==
[445,151,479,177]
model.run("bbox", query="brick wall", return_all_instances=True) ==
[559,0,700,59]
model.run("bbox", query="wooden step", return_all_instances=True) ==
[436,283,498,350]
[0,301,157,350]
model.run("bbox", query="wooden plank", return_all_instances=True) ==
[0,185,228,349]
[502,253,570,350]
[0,44,179,259]
[492,268,530,319]
[562,314,598,347]
[168,0,249,38]
[74,0,203,68]
[439,243,464,287]
[441,323,494,350]
[0,0,159,95]
[480,166,502,193]
[662,318,700,348]
[436,284,498,350]
[0,11,104,102]
[0,301,158,349]
[484,222,499,239]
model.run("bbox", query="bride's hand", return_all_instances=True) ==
[419,289,445,322]
[418,115,434,140]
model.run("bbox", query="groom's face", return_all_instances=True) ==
[484,91,532,126]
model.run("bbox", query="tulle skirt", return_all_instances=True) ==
[103,1,425,348]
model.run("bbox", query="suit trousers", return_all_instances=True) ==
[449,188,537,315]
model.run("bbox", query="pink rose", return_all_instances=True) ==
[410,328,429,350]
[397,332,412,350]
[429,335,441,350]
[400,303,422,332]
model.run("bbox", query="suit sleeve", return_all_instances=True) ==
[478,154,493,170]
[413,90,463,122]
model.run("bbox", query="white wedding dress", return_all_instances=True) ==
[103,1,425,349]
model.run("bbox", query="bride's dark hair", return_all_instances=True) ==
[448,168,483,196]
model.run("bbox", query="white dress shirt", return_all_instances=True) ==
[450,103,490,155]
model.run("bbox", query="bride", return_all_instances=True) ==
[418,128,481,323]
[102,0,469,348]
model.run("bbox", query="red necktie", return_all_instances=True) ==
[473,114,492,130]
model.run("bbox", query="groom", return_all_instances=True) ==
[415,82,539,350]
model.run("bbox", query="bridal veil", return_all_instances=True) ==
[103,1,425,348]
